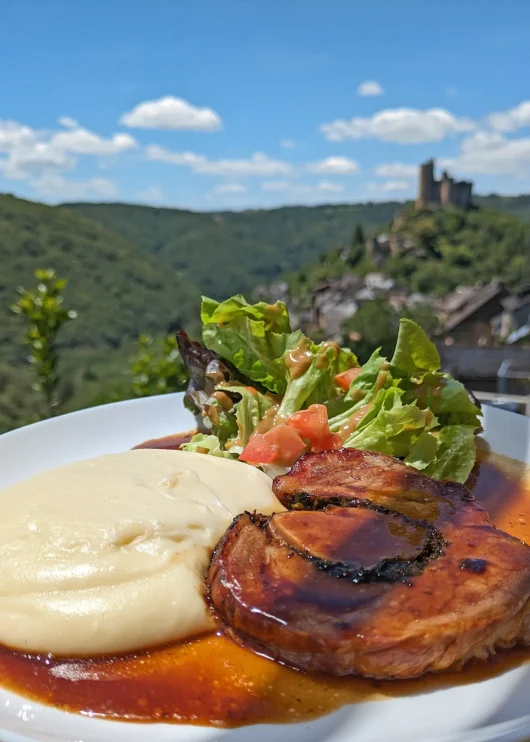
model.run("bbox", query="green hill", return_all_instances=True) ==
[64,201,408,299]
[0,194,199,430]
[288,205,530,303]
[66,195,530,301]
[1,191,529,433]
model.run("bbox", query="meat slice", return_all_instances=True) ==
[209,449,530,678]
[267,507,438,576]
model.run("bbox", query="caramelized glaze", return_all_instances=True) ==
[0,440,528,727]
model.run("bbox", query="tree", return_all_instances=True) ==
[129,334,188,398]
[342,298,440,362]
[11,269,77,418]
[342,299,399,361]
[347,224,365,266]
[352,224,365,245]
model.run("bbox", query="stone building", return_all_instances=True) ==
[416,159,473,210]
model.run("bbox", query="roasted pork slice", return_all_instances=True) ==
[208,449,530,678]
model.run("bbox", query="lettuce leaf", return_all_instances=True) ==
[391,318,441,382]
[221,385,274,446]
[404,426,477,483]
[343,389,432,458]
[277,343,347,419]
[181,433,236,458]
[201,295,301,394]
[328,350,391,430]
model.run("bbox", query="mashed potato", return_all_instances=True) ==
[0,449,282,656]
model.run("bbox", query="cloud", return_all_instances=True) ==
[51,128,137,156]
[261,180,289,191]
[280,139,295,149]
[58,116,78,129]
[487,100,530,133]
[367,180,413,195]
[0,118,136,182]
[320,107,475,143]
[316,180,343,192]
[444,131,530,177]
[196,152,292,177]
[136,184,164,203]
[120,95,222,131]
[379,180,412,192]
[374,162,417,178]
[214,182,247,193]
[147,146,293,177]
[29,174,117,200]
[145,145,207,167]
[307,156,359,174]
[357,80,384,97]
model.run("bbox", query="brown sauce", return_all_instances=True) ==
[0,444,528,727]
[339,369,388,440]
[285,338,313,380]
[132,430,197,451]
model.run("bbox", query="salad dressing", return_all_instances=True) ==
[0,449,527,727]
[285,339,313,379]
[211,391,234,412]
[339,369,388,441]
[256,404,280,434]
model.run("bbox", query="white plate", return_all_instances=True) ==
[0,394,529,742]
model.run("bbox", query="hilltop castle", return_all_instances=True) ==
[416,159,473,210]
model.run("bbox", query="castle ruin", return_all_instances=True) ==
[416,159,473,210]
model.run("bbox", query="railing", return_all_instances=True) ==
[471,391,530,416]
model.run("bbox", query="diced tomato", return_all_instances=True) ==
[335,367,362,392]
[286,404,329,443]
[286,404,341,454]
[239,434,277,464]
[263,424,307,467]
[310,431,342,453]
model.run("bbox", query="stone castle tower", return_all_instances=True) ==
[416,159,473,210]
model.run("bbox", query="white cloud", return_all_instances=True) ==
[145,145,207,168]
[196,152,292,177]
[487,101,530,133]
[214,182,247,193]
[445,131,530,177]
[316,180,343,192]
[261,180,289,191]
[136,184,164,203]
[0,118,136,182]
[0,120,39,152]
[51,128,137,156]
[147,146,293,177]
[357,80,384,97]
[280,139,295,148]
[30,174,117,200]
[321,107,475,143]
[307,156,359,174]
[58,116,78,129]
[367,180,413,195]
[374,162,417,178]
[120,96,222,131]
[380,180,411,192]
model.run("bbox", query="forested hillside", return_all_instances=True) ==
[0,194,199,430]
[287,206,530,300]
[67,194,530,300]
[1,191,529,432]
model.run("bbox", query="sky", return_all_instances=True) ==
[1,0,530,211]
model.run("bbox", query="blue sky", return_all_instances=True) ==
[1,0,530,210]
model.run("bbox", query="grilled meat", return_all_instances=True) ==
[209,449,530,678]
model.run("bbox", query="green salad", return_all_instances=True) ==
[176,294,482,483]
